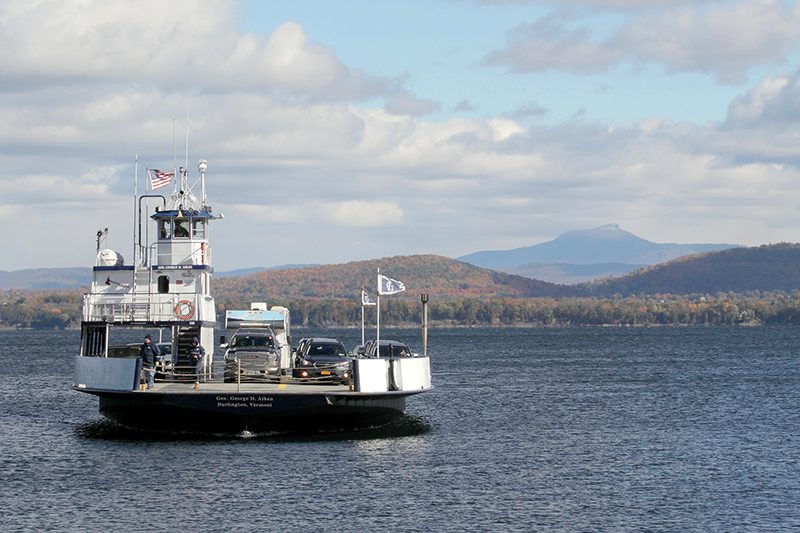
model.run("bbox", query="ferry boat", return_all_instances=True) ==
[72,159,432,434]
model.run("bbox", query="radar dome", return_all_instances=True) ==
[97,249,124,266]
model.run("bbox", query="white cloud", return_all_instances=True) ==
[505,102,548,120]
[2,0,800,270]
[385,94,442,116]
[478,1,713,7]
[230,203,295,223]
[488,118,526,141]
[325,201,404,227]
[484,1,800,82]
[0,165,126,205]
[0,1,388,101]
[726,73,800,126]
[232,200,403,228]
[618,0,800,83]
[483,13,622,74]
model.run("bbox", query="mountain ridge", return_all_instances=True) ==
[5,244,800,329]
[458,224,740,282]
[214,254,574,303]
[584,243,800,296]
[0,228,768,294]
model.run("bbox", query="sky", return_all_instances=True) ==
[3,0,800,271]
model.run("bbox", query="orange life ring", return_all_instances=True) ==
[174,300,195,320]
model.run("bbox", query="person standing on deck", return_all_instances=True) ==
[188,337,205,390]
[139,334,160,390]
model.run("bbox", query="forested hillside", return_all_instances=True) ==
[0,268,91,289]
[586,243,800,296]
[213,254,573,304]
[6,246,800,329]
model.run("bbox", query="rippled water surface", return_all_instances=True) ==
[2,326,800,532]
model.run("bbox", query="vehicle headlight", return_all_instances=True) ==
[300,370,309,378]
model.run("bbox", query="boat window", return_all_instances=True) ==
[158,219,171,239]
[158,275,169,294]
[174,219,190,239]
[192,219,206,239]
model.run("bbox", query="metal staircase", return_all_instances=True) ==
[173,326,201,382]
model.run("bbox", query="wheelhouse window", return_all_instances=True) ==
[173,219,190,239]
[158,219,171,239]
[192,219,206,239]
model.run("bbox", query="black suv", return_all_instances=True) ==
[292,337,350,383]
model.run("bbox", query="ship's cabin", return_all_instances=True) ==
[151,209,212,267]
[156,215,207,240]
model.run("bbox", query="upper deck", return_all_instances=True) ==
[82,161,221,326]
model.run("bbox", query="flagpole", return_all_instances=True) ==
[361,293,365,346]
[184,113,189,189]
[376,269,381,351]
[173,118,177,179]
[133,155,138,266]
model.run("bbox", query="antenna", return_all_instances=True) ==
[133,155,138,265]
[184,101,189,187]
[172,117,177,186]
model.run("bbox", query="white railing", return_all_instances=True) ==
[83,293,201,323]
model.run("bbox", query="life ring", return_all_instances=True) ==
[174,300,195,320]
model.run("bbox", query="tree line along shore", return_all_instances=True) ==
[4,290,800,329]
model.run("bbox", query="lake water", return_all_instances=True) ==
[2,326,800,532]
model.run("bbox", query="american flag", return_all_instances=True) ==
[148,168,174,191]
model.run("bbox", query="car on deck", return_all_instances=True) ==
[361,339,414,358]
[292,337,351,383]
[223,328,281,383]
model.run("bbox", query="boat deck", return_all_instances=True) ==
[140,380,354,394]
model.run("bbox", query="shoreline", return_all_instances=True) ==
[3,320,774,331]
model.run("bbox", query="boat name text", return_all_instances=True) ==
[215,395,273,409]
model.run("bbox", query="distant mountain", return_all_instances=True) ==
[214,254,574,304]
[7,246,800,329]
[5,245,800,306]
[0,263,319,289]
[216,264,318,278]
[0,268,91,290]
[458,224,740,283]
[583,243,800,297]
[140,246,800,299]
